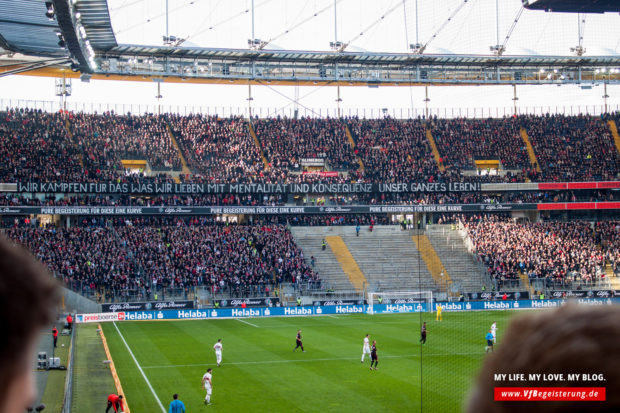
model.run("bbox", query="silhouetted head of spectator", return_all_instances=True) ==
[468,304,620,413]
[0,235,59,413]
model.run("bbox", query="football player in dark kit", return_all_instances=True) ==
[370,340,378,370]
[420,322,427,344]
[293,329,305,352]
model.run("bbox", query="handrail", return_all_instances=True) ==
[1,98,617,120]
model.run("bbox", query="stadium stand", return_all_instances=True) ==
[430,117,532,170]
[3,109,620,184]
[524,114,620,182]
[253,117,357,173]
[71,112,182,171]
[167,114,267,182]
[463,217,619,289]
[0,109,83,182]
[3,219,320,300]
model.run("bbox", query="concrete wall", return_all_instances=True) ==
[61,287,100,314]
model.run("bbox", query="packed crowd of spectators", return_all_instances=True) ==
[463,216,618,288]
[0,193,286,207]
[524,114,620,182]
[3,219,320,299]
[253,117,357,173]
[0,186,617,208]
[595,221,620,275]
[168,114,267,181]
[0,109,83,182]
[2,109,620,186]
[330,189,619,206]
[71,111,182,171]
[431,117,531,170]
[348,117,439,182]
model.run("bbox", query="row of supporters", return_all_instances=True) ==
[3,215,618,297]
[3,218,321,299]
[0,189,617,207]
[462,216,620,289]
[1,108,619,184]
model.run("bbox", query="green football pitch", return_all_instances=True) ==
[99,311,517,412]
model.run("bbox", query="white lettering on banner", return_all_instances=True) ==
[124,311,154,321]
[483,302,511,310]
[76,312,120,323]
[440,303,463,311]
[385,304,414,313]
[178,310,208,319]
[74,299,620,324]
[284,307,312,315]
[335,305,363,313]
[530,300,561,308]
[577,298,612,306]
[231,308,261,317]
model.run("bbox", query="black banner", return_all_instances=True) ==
[14,181,481,195]
[466,291,530,301]
[312,299,367,306]
[101,300,194,312]
[0,203,535,215]
[214,297,280,308]
[547,290,619,299]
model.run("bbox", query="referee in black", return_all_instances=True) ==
[370,340,378,370]
[420,322,427,344]
[293,329,305,352]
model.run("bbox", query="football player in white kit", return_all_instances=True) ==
[491,321,497,344]
[213,339,223,367]
[361,334,371,363]
[202,368,213,405]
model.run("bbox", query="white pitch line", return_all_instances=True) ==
[236,318,260,328]
[113,322,166,413]
[141,351,483,369]
[325,314,339,319]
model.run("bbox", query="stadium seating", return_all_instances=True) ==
[462,217,619,289]
[0,109,82,182]
[2,109,620,186]
[430,117,531,170]
[253,117,357,173]
[167,114,267,182]
[524,114,620,181]
[71,112,182,171]
[348,117,438,182]
[4,219,320,299]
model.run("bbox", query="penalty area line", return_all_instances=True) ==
[113,322,166,413]
[236,318,260,328]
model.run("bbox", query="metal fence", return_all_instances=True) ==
[1,97,618,119]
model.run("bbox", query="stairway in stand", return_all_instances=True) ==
[344,124,364,171]
[64,119,84,168]
[605,263,620,290]
[518,271,535,296]
[165,124,191,183]
[425,126,445,172]
[291,226,440,293]
[520,127,542,173]
[426,225,489,293]
[247,120,270,170]
[411,234,454,295]
[607,120,620,157]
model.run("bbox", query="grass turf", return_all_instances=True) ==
[71,324,117,412]
[100,311,516,412]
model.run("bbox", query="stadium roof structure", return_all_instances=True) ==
[1,0,620,86]
[0,0,69,57]
[523,0,620,13]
